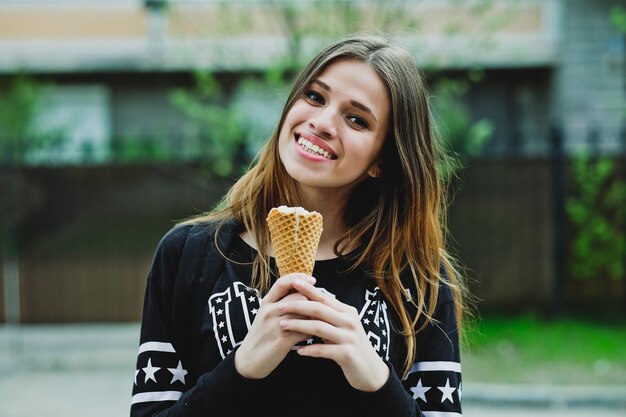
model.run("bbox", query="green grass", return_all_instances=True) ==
[461,315,626,385]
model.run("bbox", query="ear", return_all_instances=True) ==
[368,163,383,178]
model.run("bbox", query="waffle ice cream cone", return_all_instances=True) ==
[267,206,323,276]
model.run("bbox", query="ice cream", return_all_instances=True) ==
[266,206,323,276]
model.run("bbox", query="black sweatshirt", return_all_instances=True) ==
[131,221,463,417]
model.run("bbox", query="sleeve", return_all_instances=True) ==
[130,225,263,417]
[349,284,462,417]
[401,285,463,417]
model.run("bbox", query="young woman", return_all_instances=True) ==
[131,33,469,417]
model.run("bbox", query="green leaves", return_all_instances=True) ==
[566,153,626,281]
[431,76,493,176]
[169,71,249,177]
[610,5,626,33]
[0,76,44,162]
[0,75,68,165]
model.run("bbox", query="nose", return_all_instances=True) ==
[309,107,338,138]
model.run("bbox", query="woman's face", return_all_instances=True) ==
[278,58,390,195]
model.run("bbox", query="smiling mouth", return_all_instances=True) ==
[296,136,337,160]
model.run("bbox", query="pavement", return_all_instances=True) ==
[0,323,625,417]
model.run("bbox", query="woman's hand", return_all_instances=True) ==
[278,278,390,392]
[234,273,315,379]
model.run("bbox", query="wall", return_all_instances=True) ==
[554,0,626,154]
[0,0,559,72]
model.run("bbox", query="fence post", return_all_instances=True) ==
[1,141,24,365]
[549,123,565,316]
[587,125,600,155]
[621,123,626,311]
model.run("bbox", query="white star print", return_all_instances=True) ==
[382,330,387,336]
[134,369,140,385]
[222,335,227,342]
[307,338,314,344]
[252,308,258,315]
[219,321,224,328]
[168,361,188,385]
[217,309,223,315]
[216,297,223,303]
[410,378,431,402]
[367,310,374,315]
[363,318,370,325]
[142,358,159,383]
[248,296,256,302]
[438,378,456,403]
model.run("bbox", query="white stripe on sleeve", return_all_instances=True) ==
[132,391,183,404]
[138,342,176,354]
[408,361,461,374]
[422,412,463,417]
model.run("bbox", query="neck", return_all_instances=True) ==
[239,186,356,260]
[297,186,354,258]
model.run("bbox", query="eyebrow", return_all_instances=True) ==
[310,79,378,123]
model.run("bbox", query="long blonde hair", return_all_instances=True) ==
[187,33,469,378]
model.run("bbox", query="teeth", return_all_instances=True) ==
[297,137,333,159]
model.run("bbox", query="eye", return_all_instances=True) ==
[347,115,369,129]
[304,90,325,105]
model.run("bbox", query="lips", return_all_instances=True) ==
[295,131,337,160]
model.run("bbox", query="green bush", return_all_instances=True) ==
[566,154,626,281]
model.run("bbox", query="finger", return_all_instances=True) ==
[280,318,343,343]
[263,274,316,304]
[278,293,310,320]
[292,278,354,313]
[260,290,311,321]
[296,341,344,361]
[279,299,347,328]
[282,313,309,321]
[280,291,309,303]
[283,329,312,344]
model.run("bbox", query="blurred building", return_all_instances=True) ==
[1,0,624,158]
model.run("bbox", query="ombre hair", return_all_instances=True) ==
[186,33,469,378]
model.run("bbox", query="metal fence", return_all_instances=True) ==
[0,143,625,323]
